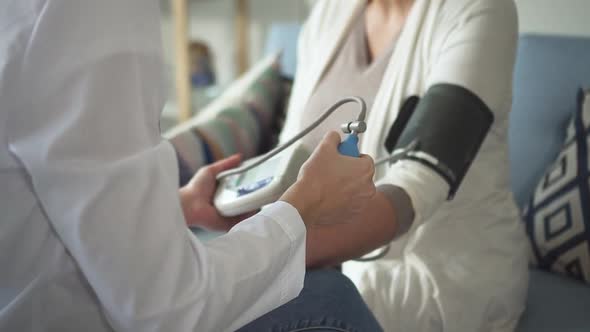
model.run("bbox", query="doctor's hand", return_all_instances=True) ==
[180,155,254,232]
[280,131,376,226]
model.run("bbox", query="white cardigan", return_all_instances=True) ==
[282,0,529,330]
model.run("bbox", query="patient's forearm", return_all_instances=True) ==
[305,190,401,268]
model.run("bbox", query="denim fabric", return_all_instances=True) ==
[237,269,383,332]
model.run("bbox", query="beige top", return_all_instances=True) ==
[299,9,396,149]
[298,9,415,233]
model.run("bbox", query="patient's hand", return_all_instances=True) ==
[180,155,254,231]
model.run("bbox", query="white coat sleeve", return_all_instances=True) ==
[8,2,305,331]
[379,0,519,225]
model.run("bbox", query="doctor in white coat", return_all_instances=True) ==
[0,1,379,331]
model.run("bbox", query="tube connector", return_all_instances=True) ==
[340,121,367,134]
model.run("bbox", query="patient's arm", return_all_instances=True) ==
[305,188,407,268]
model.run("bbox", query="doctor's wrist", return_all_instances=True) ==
[279,180,317,227]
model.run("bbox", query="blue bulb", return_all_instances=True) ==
[338,135,360,157]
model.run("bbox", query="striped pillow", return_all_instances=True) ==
[166,55,287,186]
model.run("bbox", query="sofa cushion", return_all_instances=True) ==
[516,269,590,332]
[523,89,590,283]
[510,35,590,208]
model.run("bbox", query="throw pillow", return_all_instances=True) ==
[164,53,288,186]
[523,88,590,283]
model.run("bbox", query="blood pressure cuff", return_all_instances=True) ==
[385,84,494,200]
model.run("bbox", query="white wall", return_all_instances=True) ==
[516,0,590,37]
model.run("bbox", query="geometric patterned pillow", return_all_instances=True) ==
[523,88,590,284]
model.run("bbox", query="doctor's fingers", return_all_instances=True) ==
[336,153,375,178]
[346,155,377,196]
[358,154,375,176]
[202,154,242,177]
[319,131,342,150]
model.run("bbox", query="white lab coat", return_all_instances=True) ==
[0,1,305,331]
[282,0,529,331]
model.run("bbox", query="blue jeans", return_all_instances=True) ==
[236,269,383,332]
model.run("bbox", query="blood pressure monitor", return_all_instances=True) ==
[214,144,311,217]
[213,96,368,217]
[212,85,493,218]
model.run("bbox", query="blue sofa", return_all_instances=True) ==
[511,34,590,332]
